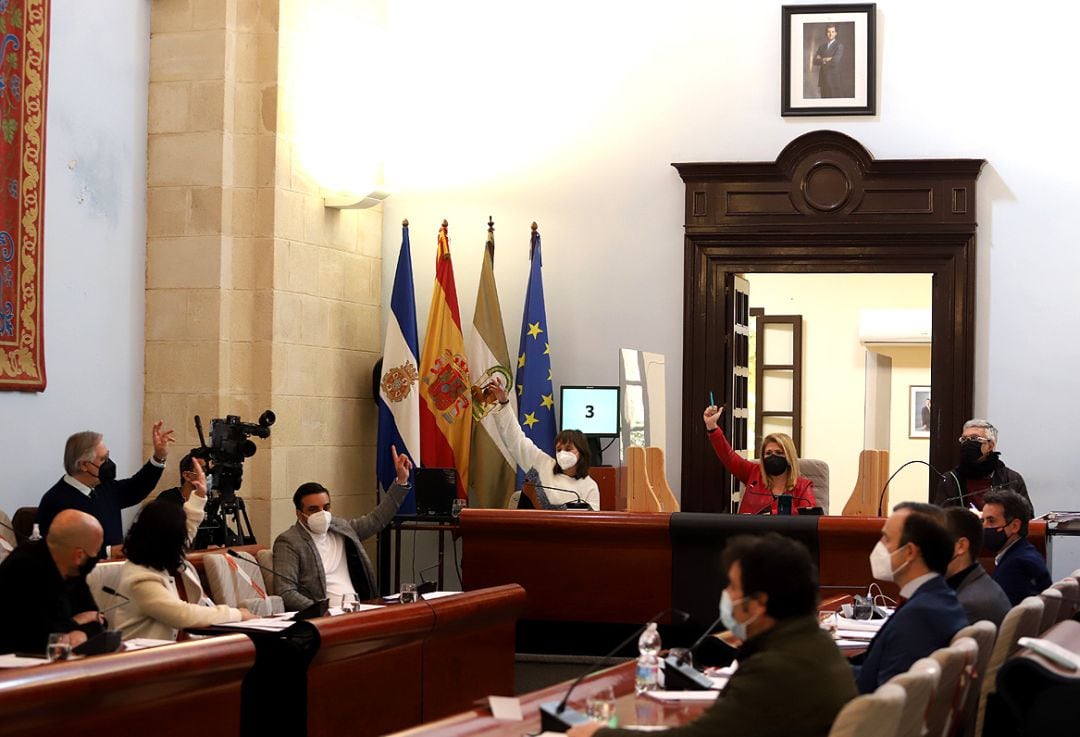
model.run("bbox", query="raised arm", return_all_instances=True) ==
[489,383,551,472]
[703,405,757,484]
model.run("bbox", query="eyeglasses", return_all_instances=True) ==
[957,436,987,445]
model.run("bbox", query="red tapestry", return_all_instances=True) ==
[0,0,48,391]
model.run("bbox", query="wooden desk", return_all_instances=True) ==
[304,585,526,737]
[460,510,1047,634]
[386,660,709,737]
[0,636,255,737]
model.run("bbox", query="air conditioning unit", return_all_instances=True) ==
[858,309,932,344]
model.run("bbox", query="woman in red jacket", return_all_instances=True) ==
[703,405,815,514]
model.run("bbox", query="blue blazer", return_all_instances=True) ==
[854,576,969,693]
[992,537,1052,606]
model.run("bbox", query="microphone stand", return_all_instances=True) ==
[662,611,725,691]
[528,482,593,510]
[227,549,328,620]
[539,608,689,732]
[876,459,952,516]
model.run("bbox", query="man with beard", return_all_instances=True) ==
[932,419,1029,510]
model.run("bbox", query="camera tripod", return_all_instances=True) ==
[194,492,257,548]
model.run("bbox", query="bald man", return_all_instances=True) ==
[0,509,105,654]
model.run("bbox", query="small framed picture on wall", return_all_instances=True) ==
[781,4,876,116]
[910,386,931,439]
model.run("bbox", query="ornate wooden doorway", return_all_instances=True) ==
[675,131,985,513]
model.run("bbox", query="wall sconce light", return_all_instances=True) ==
[323,187,391,210]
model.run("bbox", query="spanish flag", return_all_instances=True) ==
[419,221,473,498]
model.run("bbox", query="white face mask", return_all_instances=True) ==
[556,450,579,471]
[304,510,332,535]
[869,541,910,582]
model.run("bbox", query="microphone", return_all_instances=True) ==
[937,479,1022,508]
[877,460,953,516]
[417,562,440,595]
[226,549,328,620]
[527,482,594,510]
[98,587,133,615]
[539,608,690,732]
[663,610,725,691]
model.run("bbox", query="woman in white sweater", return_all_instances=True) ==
[113,465,252,640]
[490,383,600,510]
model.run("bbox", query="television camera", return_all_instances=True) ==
[189,410,275,547]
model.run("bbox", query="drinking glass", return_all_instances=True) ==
[585,686,617,726]
[451,498,467,519]
[340,593,360,613]
[46,633,72,662]
[400,582,419,604]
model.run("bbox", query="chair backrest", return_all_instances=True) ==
[1039,587,1063,633]
[0,509,15,562]
[886,657,939,737]
[799,458,830,514]
[975,596,1045,737]
[1053,577,1079,623]
[927,637,976,737]
[828,682,906,737]
[204,551,269,607]
[11,506,37,542]
[86,561,127,610]
[951,620,997,737]
[256,548,275,595]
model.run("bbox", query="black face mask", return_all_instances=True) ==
[959,439,984,465]
[77,551,100,577]
[93,458,117,484]
[763,455,789,477]
[982,525,1009,554]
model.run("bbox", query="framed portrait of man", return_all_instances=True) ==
[910,386,931,439]
[781,4,876,116]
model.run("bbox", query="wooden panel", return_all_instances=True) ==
[0,636,254,737]
[460,509,672,624]
[589,467,617,511]
[422,585,526,721]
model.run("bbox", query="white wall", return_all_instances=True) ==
[378,0,1080,514]
[0,2,150,516]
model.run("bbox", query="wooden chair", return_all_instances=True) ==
[1053,577,1079,623]
[951,620,997,737]
[927,637,976,737]
[827,682,906,737]
[885,657,939,737]
[1038,587,1063,634]
[974,596,1044,737]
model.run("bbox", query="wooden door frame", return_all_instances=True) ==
[675,131,985,513]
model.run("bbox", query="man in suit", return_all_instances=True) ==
[813,24,846,98]
[273,446,412,610]
[0,510,104,654]
[569,534,857,737]
[933,419,1029,510]
[982,489,1051,605]
[853,503,969,693]
[37,421,175,550]
[943,507,1011,625]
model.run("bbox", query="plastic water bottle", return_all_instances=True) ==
[635,622,661,694]
[29,523,41,541]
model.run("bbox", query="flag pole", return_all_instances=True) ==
[530,221,538,259]
[487,216,495,264]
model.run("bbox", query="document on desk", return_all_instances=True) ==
[124,638,175,651]
[644,690,721,702]
[216,615,296,632]
[383,590,464,602]
[0,653,49,669]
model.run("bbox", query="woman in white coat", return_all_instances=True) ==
[112,462,253,640]
[489,383,600,510]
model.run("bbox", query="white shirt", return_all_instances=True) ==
[899,572,939,599]
[304,525,356,605]
[994,537,1020,566]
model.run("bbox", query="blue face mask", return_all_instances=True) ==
[719,590,760,641]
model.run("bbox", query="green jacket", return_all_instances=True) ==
[599,615,857,737]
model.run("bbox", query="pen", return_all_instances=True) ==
[709,391,715,407]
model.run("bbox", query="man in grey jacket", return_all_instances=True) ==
[943,507,1011,625]
[273,446,412,611]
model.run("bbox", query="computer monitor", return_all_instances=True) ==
[559,385,620,438]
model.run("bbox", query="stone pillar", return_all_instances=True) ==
[146,0,383,544]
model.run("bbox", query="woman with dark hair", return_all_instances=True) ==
[489,383,600,510]
[112,462,252,640]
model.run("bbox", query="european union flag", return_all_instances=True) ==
[514,225,556,487]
